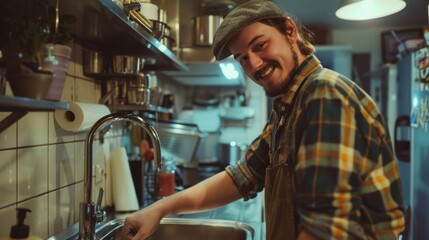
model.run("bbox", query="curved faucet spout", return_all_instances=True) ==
[84,112,161,203]
[80,112,162,240]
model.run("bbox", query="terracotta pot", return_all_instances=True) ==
[42,44,72,101]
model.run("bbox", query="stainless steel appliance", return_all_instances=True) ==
[396,46,429,240]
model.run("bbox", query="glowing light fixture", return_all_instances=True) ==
[219,62,239,80]
[335,0,406,21]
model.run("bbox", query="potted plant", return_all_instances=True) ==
[0,0,75,100]
[40,1,76,101]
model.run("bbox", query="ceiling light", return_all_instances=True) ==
[336,0,406,21]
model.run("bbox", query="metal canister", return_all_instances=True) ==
[193,15,223,46]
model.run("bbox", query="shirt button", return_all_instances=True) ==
[281,106,286,112]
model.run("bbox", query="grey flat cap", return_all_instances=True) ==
[212,0,284,61]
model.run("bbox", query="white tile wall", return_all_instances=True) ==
[18,194,49,238]
[74,142,85,182]
[17,112,49,147]
[0,39,109,237]
[17,146,48,201]
[0,149,16,208]
[74,182,83,222]
[0,112,17,149]
[48,186,76,236]
[0,204,17,236]
[48,143,75,190]
[18,112,48,147]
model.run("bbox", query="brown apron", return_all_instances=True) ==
[264,74,313,239]
[265,112,298,240]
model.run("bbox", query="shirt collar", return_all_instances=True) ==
[274,55,322,105]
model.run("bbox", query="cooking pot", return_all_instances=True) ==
[161,36,175,50]
[196,131,220,164]
[219,141,248,167]
[127,86,150,105]
[83,50,108,75]
[127,73,151,105]
[112,55,144,74]
[193,15,223,46]
[151,20,169,40]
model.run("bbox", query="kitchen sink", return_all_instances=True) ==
[48,218,254,240]
[99,218,254,240]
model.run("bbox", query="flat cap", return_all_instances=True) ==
[212,0,284,61]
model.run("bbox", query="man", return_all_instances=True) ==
[122,1,405,239]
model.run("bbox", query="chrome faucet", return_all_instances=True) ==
[79,112,162,240]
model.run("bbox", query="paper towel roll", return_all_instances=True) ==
[103,143,113,207]
[110,147,139,212]
[54,102,111,132]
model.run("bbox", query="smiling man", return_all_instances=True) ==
[122,1,405,239]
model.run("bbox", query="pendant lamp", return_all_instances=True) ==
[335,0,406,20]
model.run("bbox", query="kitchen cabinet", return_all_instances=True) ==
[0,95,69,133]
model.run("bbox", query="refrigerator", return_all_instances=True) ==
[396,46,429,240]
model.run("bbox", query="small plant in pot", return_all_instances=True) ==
[40,0,76,101]
[0,0,75,100]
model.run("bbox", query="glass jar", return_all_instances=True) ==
[157,159,176,197]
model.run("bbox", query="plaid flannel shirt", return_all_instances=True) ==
[226,55,405,239]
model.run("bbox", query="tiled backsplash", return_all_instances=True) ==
[0,42,115,238]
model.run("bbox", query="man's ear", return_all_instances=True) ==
[285,17,298,40]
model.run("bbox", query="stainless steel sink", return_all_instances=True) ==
[99,218,254,240]
[48,218,254,240]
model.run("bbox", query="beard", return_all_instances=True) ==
[263,41,300,97]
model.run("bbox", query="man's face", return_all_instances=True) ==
[228,21,299,97]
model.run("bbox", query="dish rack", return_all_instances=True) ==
[150,120,202,165]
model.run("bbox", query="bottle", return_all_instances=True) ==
[0,208,42,240]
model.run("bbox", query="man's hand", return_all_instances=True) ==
[120,205,164,240]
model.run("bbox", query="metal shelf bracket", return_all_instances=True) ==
[0,111,27,133]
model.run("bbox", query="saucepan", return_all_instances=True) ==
[151,20,169,40]
[112,55,144,74]
[193,15,223,46]
[83,50,108,75]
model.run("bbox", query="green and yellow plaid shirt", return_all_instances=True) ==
[226,55,405,239]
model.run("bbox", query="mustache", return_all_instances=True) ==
[254,61,279,80]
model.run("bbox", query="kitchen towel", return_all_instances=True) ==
[110,147,139,212]
[54,102,111,132]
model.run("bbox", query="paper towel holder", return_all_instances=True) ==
[80,112,162,240]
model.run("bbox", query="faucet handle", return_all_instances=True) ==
[95,188,106,223]
[96,188,104,210]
